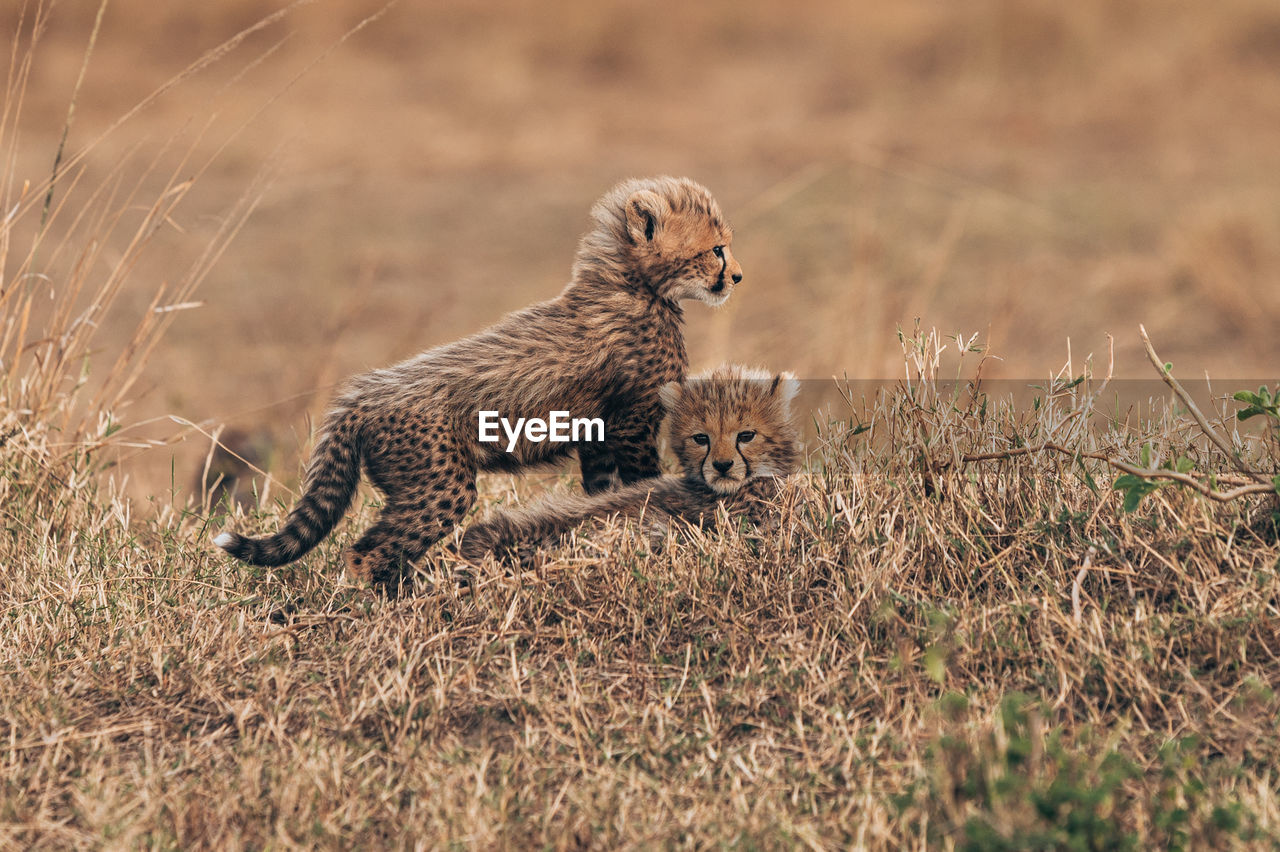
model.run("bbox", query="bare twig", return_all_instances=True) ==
[960,442,1110,465]
[958,442,1275,503]
[1139,324,1269,485]
[1108,461,1276,502]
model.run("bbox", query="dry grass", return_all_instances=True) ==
[4,315,1280,846]
[5,2,1280,849]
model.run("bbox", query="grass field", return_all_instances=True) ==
[4,322,1279,847]
[4,1,1280,848]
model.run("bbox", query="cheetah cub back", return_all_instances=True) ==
[459,364,801,562]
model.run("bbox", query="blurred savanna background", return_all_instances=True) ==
[8,0,1280,499]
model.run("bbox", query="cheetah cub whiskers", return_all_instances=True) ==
[459,364,800,563]
[215,177,743,592]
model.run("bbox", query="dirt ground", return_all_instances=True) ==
[9,0,1280,497]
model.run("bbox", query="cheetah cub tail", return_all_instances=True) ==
[213,406,363,566]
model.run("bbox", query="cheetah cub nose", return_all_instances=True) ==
[712,459,734,474]
[731,272,742,284]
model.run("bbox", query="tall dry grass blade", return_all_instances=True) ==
[38,0,108,233]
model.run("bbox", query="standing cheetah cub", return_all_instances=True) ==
[460,364,800,562]
[215,177,743,591]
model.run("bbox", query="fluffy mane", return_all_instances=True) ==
[569,176,728,293]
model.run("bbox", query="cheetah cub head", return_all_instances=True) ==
[591,176,743,307]
[660,364,801,495]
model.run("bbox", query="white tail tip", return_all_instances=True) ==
[213,532,235,549]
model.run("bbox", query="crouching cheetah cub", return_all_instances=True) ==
[460,364,801,563]
[215,177,743,592]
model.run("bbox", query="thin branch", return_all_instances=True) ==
[1138,324,1269,485]
[960,441,1110,464]
[955,441,1276,503]
[1108,461,1277,503]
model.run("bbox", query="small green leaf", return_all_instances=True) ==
[1121,486,1149,513]
[1114,474,1162,512]
[1234,386,1280,422]
[1175,456,1194,474]
[1164,361,1173,373]
[1140,442,1152,468]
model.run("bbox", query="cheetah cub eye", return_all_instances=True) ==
[691,433,710,446]
[737,430,756,443]
[711,246,725,258]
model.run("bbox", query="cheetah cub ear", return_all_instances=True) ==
[626,189,670,244]
[658,380,683,414]
[770,371,801,418]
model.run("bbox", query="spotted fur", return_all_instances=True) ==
[214,177,743,592]
[459,364,800,563]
